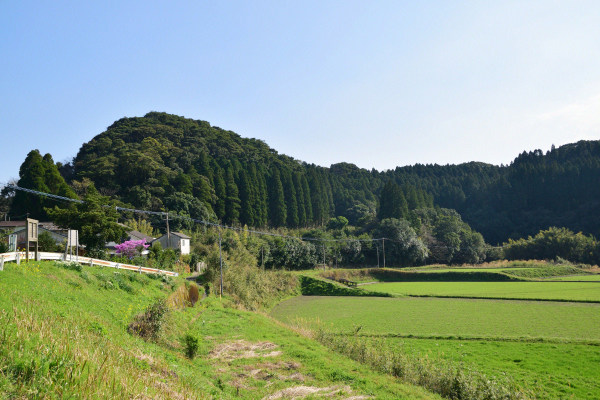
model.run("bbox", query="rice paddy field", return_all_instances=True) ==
[364,281,600,302]
[272,263,600,399]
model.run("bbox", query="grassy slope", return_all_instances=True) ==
[0,261,439,400]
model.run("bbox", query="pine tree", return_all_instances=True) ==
[11,150,77,220]
[238,169,255,226]
[214,168,226,220]
[294,172,307,226]
[282,170,299,227]
[378,181,408,220]
[269,168,287,226]
[301,174,313,224]
[224,167,240,225]
[255,165,269,226]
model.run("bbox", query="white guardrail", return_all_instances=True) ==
[0,252,178,276]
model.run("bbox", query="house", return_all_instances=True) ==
[152,232,191,255]
[0,221,62,232]
[0,221,67,250]
[12,226,67,249]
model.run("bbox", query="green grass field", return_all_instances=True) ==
[271,296,600,341]
[0,261,438,399]
[271,295,600,399]
[378,338,600,400]
[364,281,600,301]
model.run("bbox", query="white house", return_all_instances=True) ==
[152,232,191,255]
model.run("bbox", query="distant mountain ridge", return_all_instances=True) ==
[70,112,600,243]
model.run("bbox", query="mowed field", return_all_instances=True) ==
[364,281,600,302]
[272,265,600,399]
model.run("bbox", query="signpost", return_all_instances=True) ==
[25,218,39,262]
[65,229,79,261]
[8,234,17,252]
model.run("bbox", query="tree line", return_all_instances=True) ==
[4,112,600,248]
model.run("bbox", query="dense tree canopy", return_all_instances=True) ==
[46,184,127,256]
[10,150,77,220]
[8,113,600,248]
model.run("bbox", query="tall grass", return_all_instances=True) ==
[0,301,194,399]
[314,330,529,400]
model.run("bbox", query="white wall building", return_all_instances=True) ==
[152,232,191,255]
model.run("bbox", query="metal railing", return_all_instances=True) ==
[0,251,178,276]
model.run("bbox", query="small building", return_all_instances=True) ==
[0,221,62,232]
[0,221,67,250]
[12,226,67,249]
[152,232,191,255]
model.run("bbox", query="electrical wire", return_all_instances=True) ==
[4,183,504,248]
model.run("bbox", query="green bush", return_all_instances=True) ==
[183,334,199,359]
[300,276,391,297]
[127,299,168,341]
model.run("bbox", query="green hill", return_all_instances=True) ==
[6,112,600,244]
[71,113,600,243]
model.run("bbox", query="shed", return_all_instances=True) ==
[152,232,191,255]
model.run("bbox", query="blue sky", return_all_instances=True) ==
[1,1,600,184]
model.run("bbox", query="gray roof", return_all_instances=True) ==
[128,230,155,242]
[172,232,191,239]
[153,232,191,241]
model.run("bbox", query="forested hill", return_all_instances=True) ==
[69,112,600,244]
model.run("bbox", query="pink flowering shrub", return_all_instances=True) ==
[115,239,150,259]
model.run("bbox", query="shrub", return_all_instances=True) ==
[188,282,200,306]
[183,334,199,359]
[127,299,168,341]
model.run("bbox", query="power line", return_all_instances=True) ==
[5,184,507,249]
[6,184,388,244]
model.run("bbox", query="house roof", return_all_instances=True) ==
[128,230,155,242]
[0,221,61,231]
[12,226,67,243]
[172,232,191,239]
[153,232,191,241]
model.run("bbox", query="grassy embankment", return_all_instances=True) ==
[0,260,439,400]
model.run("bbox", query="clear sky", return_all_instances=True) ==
[1,1,600,185]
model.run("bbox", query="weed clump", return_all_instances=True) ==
[188,282,200,306]
[53,261,82,272]
[183,334,199,359]
[167,282,202,309]
[127,299,168,341]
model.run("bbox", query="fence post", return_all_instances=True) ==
[0,256,4,271]
[16,252,21,265]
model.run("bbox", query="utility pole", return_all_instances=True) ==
[382,238,386,269]
[165,212,171,250]
[219,228,223,299]
[377,244,379,268]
